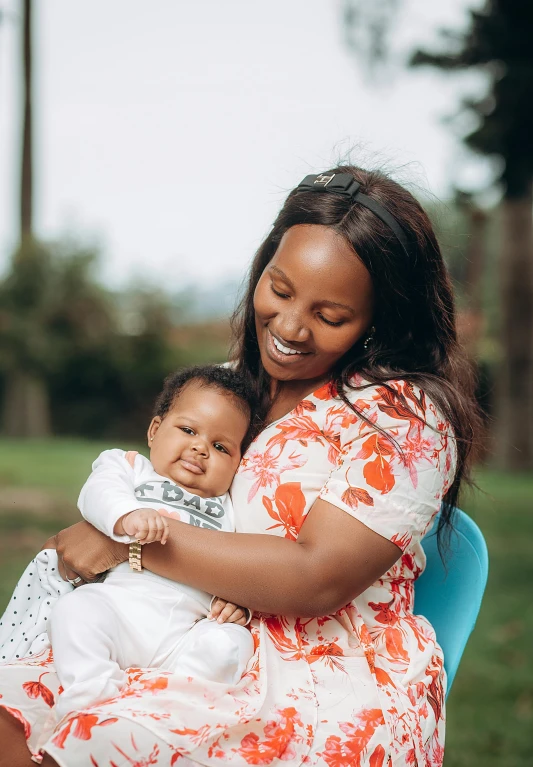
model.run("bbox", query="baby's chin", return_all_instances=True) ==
[153,462,221,499]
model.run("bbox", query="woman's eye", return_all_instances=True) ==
[271,284,290,299]
[214,443,229,454]
[318,314,344,327]
[180,427,195,435]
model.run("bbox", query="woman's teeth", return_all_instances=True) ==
[272,335,303,356]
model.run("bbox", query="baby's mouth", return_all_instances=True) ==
[179,458,205,475]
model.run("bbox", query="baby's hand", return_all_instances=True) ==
[118,508,170,545]
[208,597,251,627]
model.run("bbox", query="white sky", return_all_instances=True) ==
[0,0,487,290]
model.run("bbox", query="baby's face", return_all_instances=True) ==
[147,381,249,498]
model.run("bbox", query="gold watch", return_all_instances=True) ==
[129,540,142,572]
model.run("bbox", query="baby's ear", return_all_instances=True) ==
[147,416,162,446]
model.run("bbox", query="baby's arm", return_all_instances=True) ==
[78,449,152,542]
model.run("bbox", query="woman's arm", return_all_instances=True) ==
[142,499,400,616]
[54,504,399,615]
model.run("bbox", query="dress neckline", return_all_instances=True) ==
[264,379,336,431]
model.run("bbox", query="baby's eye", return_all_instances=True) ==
[180,426,195,435]
[214,443,229,454]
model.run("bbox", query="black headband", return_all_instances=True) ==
[296,173,410,260]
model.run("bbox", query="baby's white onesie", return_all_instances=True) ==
[48,449,253,721]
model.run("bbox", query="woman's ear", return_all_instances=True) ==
[147,416,162,446]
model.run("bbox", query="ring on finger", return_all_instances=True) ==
[67,575,84,587]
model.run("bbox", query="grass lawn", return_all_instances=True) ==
[0,438,531,765]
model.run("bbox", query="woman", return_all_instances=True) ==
[0,166,479,767]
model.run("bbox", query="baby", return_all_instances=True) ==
[48,365,256,721]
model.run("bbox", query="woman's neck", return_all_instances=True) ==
[266,374,331,424]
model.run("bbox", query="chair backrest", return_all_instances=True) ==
[414,509,489,696]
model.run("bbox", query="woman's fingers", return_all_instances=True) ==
[57,556,85,586]
[56,555,68,581]
[55,549,80,583]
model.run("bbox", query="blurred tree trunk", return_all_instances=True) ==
[464,206,487,317]
[2,0,52,437]
[495,190,533,468]
[457,201,487,358]
[2,371,51,438]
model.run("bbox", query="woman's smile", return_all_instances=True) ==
[265,328,311,365]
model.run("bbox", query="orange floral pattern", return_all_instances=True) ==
[0,377,455,766]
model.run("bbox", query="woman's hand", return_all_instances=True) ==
[53,521,128,583]
[40,535,58,551]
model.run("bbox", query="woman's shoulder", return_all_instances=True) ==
[329,374,451,431]
[325,375,457,493]
[316,376,456,470]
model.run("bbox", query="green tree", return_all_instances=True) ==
[0,240,114,436]
[410,1,533,469]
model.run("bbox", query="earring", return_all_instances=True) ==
[363,326,376,350]
[150,437,154,442]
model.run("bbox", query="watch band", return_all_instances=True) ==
[129,540,142,572]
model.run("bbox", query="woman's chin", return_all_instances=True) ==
[260,352,305,381]
[259,349,332,385]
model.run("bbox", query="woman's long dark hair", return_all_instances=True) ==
[230,165,482,550]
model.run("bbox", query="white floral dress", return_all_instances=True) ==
[0,378,455,767]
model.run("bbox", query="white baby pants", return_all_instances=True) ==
[48,573,254,721]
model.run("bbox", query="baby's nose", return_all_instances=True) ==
[191,440,208,456]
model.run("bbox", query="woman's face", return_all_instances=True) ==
[254,224,374,383]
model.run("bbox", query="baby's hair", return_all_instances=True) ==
[154,365,257,451]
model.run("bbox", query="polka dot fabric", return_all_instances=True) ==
[0,551,72,663]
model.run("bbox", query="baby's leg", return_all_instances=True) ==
[161,618,254,685]
[48,585,149,720]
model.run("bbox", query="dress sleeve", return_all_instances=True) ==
[78,449,145,543]
[318,382,456,552]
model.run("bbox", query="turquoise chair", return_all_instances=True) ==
[414,509,489,697]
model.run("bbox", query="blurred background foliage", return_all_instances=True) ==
[0,236,230,439]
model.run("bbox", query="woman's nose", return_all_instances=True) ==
[276,309,310,343]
